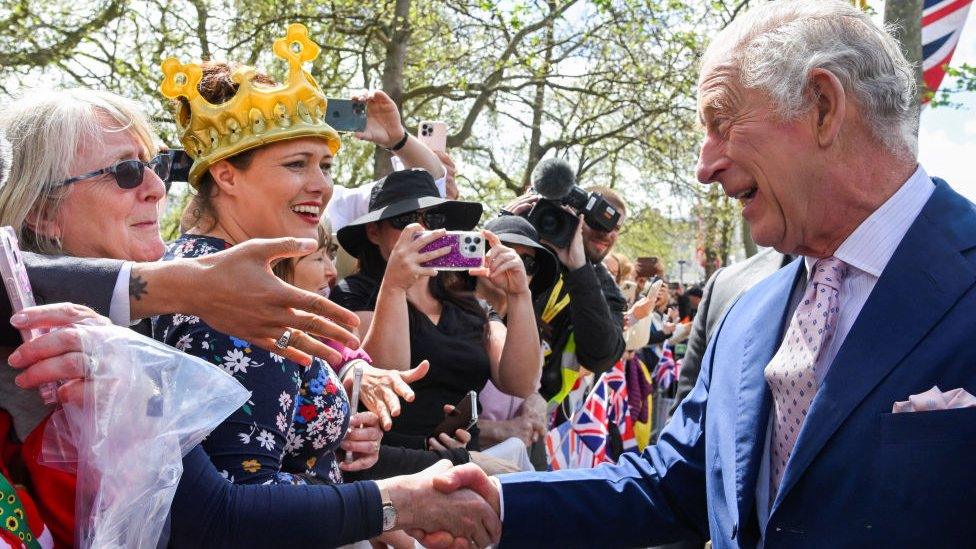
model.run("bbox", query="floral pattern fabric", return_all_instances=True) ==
[153,235,349,485]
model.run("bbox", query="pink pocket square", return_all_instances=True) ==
[892,385,976,413]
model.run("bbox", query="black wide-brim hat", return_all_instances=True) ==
[337,168,483,257]
[484,215,559,297]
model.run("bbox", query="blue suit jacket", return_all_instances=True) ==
[500,180,976,548]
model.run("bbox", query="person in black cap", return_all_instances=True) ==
[333,169,542,451]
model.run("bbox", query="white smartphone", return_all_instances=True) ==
[418,121,448,153]
[0,227,58,404]
[344,362,365,463]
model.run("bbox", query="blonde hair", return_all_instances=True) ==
[0,88,158,254]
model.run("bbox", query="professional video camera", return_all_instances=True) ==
[525,158,622,248]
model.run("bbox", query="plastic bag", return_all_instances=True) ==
[39,322,250,549]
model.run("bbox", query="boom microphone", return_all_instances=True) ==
[531,158,576,200]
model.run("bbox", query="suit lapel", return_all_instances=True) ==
[773,181,976,509]
[733,259,804,521]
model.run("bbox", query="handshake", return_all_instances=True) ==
[376,460,504,548]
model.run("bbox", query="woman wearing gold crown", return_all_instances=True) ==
[153,23,460,487]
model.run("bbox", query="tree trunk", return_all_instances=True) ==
[520,1,556,194]
[373,0,412,179]
[884,0,924,130]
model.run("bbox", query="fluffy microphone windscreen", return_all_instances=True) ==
[531,157,576,200]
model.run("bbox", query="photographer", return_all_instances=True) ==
[504,177,627,411]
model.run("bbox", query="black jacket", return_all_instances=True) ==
[537,261,626,401]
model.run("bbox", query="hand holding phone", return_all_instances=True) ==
[0,227,58,404]
[325,98,368,132]
[418,231,485,271]
[431,390,478,438]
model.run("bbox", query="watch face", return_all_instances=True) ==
[382,503,398,531]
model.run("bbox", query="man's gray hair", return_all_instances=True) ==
[704,0,918,157]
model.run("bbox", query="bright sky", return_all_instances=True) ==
[895,2,976,199]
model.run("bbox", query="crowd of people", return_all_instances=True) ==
[0,0,973,547]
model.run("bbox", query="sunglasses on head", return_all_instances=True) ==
[386,209,448,231]
[519,253,539,277]
[54,152,174,192]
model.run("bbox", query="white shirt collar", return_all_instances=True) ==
[804,165,935,277]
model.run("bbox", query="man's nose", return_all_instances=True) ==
[696,133,729,185]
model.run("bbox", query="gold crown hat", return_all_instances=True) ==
[160,23,340,187]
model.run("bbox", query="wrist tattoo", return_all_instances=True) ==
[129,274,148,301]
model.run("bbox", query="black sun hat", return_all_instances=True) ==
[484,215,559,296]
[337,169,483,257]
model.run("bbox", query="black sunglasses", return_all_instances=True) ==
[54,153,173,192]
[387,209,448,231]
[519,253,539,277]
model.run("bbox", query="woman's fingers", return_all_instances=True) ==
[416,245,452,263]
[339,453,379,471]
[8,328,85,369]
[14,351,88,389]
[9,303,104,332]
[428,437,448,452]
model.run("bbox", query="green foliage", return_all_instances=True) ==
[0,0,747,260]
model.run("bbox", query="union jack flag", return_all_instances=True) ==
[545,361,637,470]
[922,0,973,102]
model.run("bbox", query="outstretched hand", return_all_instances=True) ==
[177,237,361,366]
[348,360,430,430]
[351,89,404,148]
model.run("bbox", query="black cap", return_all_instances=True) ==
[337,169,483,256]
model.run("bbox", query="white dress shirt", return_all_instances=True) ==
[756,165,935,539]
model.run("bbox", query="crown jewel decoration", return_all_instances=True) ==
[160,23,340,186]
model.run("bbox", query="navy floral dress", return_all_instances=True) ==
[153,235,349,485]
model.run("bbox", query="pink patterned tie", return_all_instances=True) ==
[765,257,848,497]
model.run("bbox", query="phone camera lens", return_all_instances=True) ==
[463,237,471,244]
[473,237,481,244]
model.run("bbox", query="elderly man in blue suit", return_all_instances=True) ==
[402,1,976,547]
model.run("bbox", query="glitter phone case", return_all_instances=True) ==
[419,231,485,270]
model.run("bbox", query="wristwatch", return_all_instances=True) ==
[379,485,398,532]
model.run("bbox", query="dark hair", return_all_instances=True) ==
[179,61,276,233]
[357,228,488,337]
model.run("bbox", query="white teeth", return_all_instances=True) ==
[291,204,321,216]
[734,188,757,200]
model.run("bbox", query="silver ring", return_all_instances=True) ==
[274,329,293,349]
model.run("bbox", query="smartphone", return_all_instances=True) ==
[417,121,448,152]
[344,362,365,463]
[418,231,485,271]
[325,98,368,132]
[431,390,478,438]
[0,227,57,404]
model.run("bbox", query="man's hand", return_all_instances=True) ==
[377,461,501,548]
[7,303,112,405]
[549,215,586,271]
[145,237,361,367]
[348,360,430,430]
[502,193,539,216]
[469,451,521,476]
[413,463,503,548]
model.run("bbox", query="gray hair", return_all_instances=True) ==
[0,88,158,254]
[703,0,918,157]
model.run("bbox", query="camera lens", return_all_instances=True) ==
[473,237,481,244]
[464,236,471,244]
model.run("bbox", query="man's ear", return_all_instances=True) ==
[808,68,847,149]
[208,159,241,197]
[365,222,382,245]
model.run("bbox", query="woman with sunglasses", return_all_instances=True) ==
[334,170,543,451]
